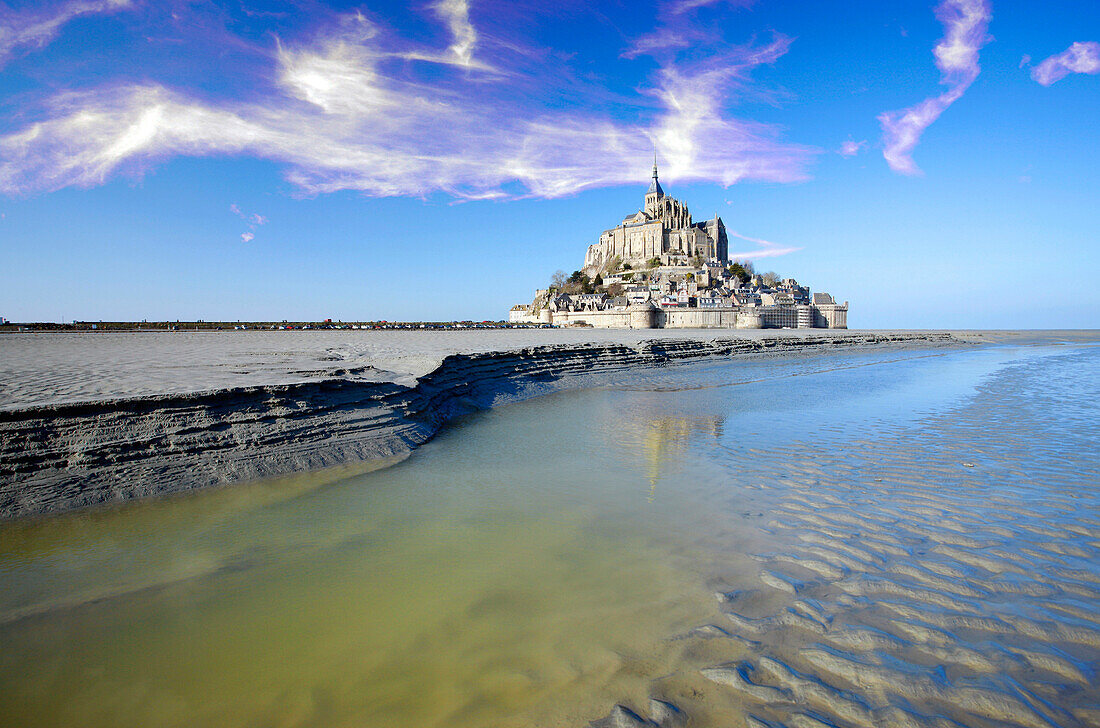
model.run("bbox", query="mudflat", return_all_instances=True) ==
[0,329,969,519]
[0,336,1096,727]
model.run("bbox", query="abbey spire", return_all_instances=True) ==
[644,157,664,215]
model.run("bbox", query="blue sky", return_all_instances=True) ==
[0,0,1096,327]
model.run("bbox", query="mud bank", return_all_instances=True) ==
[0,331,957,519]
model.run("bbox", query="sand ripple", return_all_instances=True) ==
[689,346,1100,727]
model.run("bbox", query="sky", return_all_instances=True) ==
[0,0,1097,328]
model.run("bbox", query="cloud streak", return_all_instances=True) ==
[878,0,991,175]
[1031,42,1100,86]
[0,8,813,200]
[433,0,477,67]
[726,230,801,259]
[0,0,131,68]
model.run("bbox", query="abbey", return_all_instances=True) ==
[584,163,728,273]
[510,163,848,330]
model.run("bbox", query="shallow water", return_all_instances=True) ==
[1,341,1098,727]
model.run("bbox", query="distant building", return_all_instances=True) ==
[510,162,848,329]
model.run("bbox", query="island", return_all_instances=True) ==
[510,163,848,329]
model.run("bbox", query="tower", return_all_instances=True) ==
[644,157,664,216]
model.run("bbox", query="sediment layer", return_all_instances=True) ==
[0,332,957,519]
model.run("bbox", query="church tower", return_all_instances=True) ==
[644,159,664,216]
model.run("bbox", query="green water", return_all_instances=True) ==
[0,384,750,728]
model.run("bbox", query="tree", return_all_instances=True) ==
[647,257,661,269]
[686,272,695,280]
[551,270,566,289]
[562,270,593,294]
[593,273,603,287]
[622,272,634,282]
[607,283,624,297]
[761,271,780,287]
[622,262,632,271]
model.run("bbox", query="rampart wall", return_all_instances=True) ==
[548,305,846,330]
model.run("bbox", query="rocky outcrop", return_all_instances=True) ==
[0,332,958,519]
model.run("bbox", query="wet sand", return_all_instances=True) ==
[0,339,1096,727]
[0,328,979,410]
[686,342,1100,728]
[0,329,963,519]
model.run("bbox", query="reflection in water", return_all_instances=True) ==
[0,382,726,728]
[616,410,724,502]
[1,343,1098,727]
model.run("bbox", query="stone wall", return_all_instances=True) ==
[509,309,540,324]
[549,310,634,328]
[815,303,848,329]
[549,304,847,330]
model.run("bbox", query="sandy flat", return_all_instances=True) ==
[0,328,988,410]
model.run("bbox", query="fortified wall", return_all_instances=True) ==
[519,301,848,330]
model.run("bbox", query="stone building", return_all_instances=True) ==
[508,162,849,329]
[583,163,728,274]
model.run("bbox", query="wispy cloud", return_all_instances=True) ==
[1031,41,1100,86]
[0,8,813,200]
[838,139,866,157]
[726,230,801,259]
[624,0,753,60]
[0,0,131,68]
[878,0,991,175]
[671,0,755,15]
[434,0,477,67]
[231,203,266,242]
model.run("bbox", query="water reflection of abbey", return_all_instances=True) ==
[622,414,724,502]
[510,163,849,330]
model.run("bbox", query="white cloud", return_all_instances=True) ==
[838,139,866,157]
[0,0,131,68]
[433,0,477,67]
[231,204,267,225]
[0,15,813,200]
[671,0,755,14]
[878,0,991,176]
[1031,41,1100,86]
[625,0,754,60]
[231,203,266,241]
[726,230,801,259]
